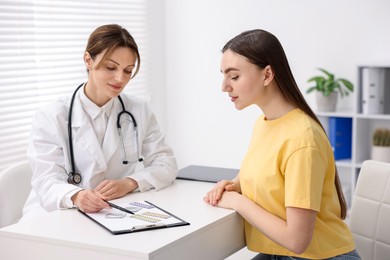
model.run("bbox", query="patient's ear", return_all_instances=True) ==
[263,65,275,86]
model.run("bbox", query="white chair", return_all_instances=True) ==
[0,161,32,228]
[349,160,390,260]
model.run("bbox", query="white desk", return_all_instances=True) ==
[0,180,245,260]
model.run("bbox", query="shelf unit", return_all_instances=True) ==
[316,65,390,208]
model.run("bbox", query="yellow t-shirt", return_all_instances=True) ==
[240,109,355,259]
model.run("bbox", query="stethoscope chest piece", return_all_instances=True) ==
[68,171,82,185]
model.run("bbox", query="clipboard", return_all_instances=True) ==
[79,200,190,235]
[177,165,239,183]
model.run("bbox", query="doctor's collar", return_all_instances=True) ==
[79,86,114,120]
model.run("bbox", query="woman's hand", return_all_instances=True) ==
[203,178,241,206]
[94,178,138,201]
[214,190,241,210]
[71,190,109,213]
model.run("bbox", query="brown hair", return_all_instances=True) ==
[223,29,347,219]
[85,24,140,78]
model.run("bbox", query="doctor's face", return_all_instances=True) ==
[84,47,137,107]
[220,49,266,110]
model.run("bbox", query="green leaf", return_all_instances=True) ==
[318,68,334,81]
[306,68,354,99]
[338,78,354,91]
[307,76,325,83]
[323,81,334,92]
[306,87,317,94]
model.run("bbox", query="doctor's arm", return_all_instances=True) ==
[93,177,138,201]
[127,103,177,192]
[71,189,109,213]
[28,108,85,211]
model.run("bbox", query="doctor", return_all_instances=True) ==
[22,24,177,219]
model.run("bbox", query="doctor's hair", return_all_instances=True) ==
[222,29,348,220]
[84,24,140,78]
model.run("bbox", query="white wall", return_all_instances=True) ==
[163,0,390,169]
[146,0,166,128]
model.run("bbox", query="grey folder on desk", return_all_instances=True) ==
[177,165,239,183]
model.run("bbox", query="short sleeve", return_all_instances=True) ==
[284,147,327,212]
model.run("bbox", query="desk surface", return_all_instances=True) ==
[0,179,245,260]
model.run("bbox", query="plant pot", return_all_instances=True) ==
[316,92,338,112]
[371,146,390,163]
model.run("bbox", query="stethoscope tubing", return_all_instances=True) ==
[68,83,84,175]
[67,83,141,184]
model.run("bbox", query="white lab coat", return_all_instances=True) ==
[22,86,177,219]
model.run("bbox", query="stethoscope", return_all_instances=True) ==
[67,83,143,185]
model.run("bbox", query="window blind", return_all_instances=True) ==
[0,0,150,171]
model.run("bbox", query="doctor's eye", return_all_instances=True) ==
[106,66,116,71]
[232,76,239,81]
[124,70,133,75]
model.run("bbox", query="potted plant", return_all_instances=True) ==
[306,68,354,112]
[371,128,390,162]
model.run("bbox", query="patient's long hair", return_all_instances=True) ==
[223,29,347,219]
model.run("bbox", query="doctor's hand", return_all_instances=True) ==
[94,178,138,201]
[71,190,109,213]
[203,179,241,206]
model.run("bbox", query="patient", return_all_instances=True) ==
[203,29,361,259]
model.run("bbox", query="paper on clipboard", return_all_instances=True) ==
[79,200,189,235]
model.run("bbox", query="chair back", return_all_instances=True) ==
[349,160,390,260]
[0,161,32,228]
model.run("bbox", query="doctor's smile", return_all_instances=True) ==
[23,24,177,218]
[108,83,123,91]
